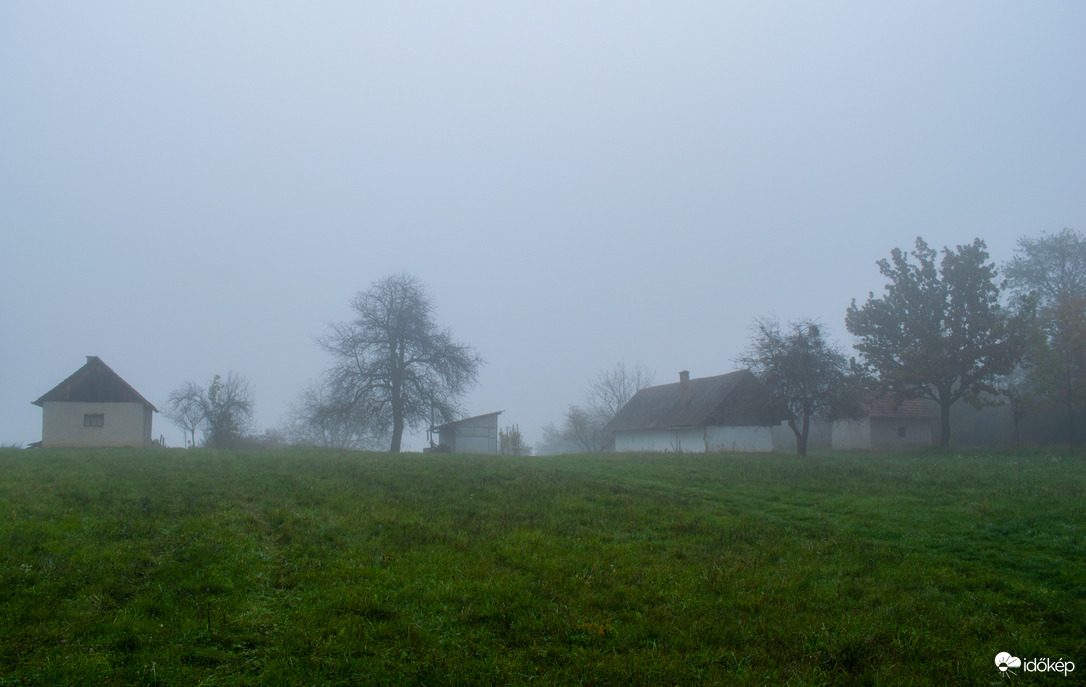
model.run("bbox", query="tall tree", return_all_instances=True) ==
[319,274,481,453]
[846,237,1027,447]
[737,318,861,457]
[165,372,254,449]
[1004,229,1086,451]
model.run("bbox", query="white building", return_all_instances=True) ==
[832,394,934,450]
[605,370,789,453]
[431,411,503,454]
[33,356,157,448]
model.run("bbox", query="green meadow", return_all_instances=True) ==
[0,448,1082,686]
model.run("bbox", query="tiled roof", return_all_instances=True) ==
[605,370,788,432]
[33,356,157,411]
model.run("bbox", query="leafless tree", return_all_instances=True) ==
[164,373,254,449]
[165,381,205,448]
[586,361,655,419]
[559,362,655,452]
[284,380,384,450]
[318,274,482,453]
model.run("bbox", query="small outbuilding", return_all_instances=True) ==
[605,370,789,453]
[831,393,934,450]
[32,356,157,448]
[430,411,503,454]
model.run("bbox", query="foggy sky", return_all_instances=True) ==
[3,3,1084,450]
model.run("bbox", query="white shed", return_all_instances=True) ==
[832,394,934,450]
[432,411,503,454]
[33,356,157,448]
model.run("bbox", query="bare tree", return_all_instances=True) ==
[164,373,255,449]
[284,380,384,450]
[586,361,655,419]
[559,404,610,452]
[559,362,655,452]
[319,274,482,453]
[165,381,205,448]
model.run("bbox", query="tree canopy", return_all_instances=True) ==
[737,318,861,457]
[319,274,481,453]
[846,237,1027,447]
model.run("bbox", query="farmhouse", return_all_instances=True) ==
[832,393,934,450]
[605,370,789,453]
[32,356,157,448]
[430,411,503,454]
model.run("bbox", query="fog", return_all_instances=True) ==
[2,3,1084,450]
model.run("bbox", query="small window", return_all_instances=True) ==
[84,414,104,428]
[897,426,906,438]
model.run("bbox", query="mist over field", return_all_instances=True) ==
[2,3,1084,450]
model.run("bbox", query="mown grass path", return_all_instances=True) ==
[1,448,1082,685]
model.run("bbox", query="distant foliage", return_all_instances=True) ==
[1004,228,1086,451]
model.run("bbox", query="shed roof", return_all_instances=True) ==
[33,356,158,411]
[432,411,503,431]
[605,370,787,433]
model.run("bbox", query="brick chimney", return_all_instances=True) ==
[679,370,691,406]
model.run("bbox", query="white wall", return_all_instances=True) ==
[439,414,499,453]
[832,419,873,450]
[614,425,775,453]
[42,401,153,448]
[832,417,933,450]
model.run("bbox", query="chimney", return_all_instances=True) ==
[679,370,691,406]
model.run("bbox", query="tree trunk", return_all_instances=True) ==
[390,349,405,454]
[390,416,404,453]
[798,412,811,457]
[788,416,809,457]
[939,396,952,448]
[390,392,404,453]
[1065,345,1076,455]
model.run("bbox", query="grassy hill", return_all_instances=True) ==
[0,448,1082,685]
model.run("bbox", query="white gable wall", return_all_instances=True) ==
[42,401,153,448]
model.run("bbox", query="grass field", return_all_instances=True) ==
[0,448,1082,686]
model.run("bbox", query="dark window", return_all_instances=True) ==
[897,426,906,438]
[84,414,104,428]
